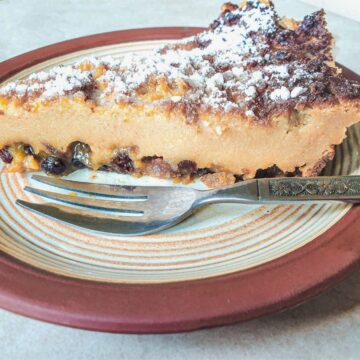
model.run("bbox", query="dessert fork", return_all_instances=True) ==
[17,175,360,236]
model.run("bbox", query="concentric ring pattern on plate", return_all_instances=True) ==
[0,40,359,283]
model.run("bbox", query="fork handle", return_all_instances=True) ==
[258,176,360,202]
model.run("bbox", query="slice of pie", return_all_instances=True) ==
[0,0,359,187]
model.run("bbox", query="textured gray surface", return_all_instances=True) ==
[0,0,359,359]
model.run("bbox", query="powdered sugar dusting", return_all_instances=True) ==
[290,86,306,98]
[0,0,338,121]
[42,67,93,98]
[270,86,291,101]
[0,66,93,99]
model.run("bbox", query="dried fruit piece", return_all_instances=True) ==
[111,150,134,174]
[0,147,13,164]
[41,156,66,175]
[22,144,35,156]
[71,142,91,168]
[255,165,283,178]
[178,160,197,175]
[98,165,112,172]
[197,167,214,176]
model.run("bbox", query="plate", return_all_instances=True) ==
[0,28,359,333]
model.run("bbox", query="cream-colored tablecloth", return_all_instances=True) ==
[0,1,359,358]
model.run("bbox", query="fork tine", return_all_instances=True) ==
[24,186,145,214]
[16,200,171,235]
[31,175,150,199]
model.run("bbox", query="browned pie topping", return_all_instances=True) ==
[1,0,359,124]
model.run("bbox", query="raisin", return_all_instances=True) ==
[111,151,134,174]
[0,147,13,164]
[72,159,85,169]
[197,167,214,176]
[98,165,112,172]
[41,156,66,175]
[71,142,91,168]
[285,168,302,177]
[23,144,35,156]
[255,165,283,178]
[178,160,197,176]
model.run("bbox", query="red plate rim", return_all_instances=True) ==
[0,27,359,334]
